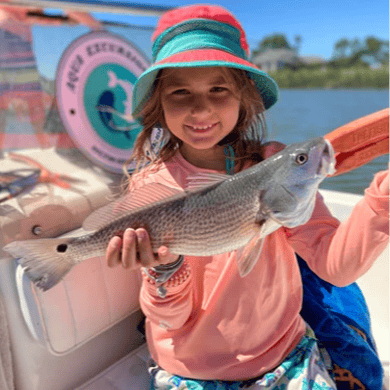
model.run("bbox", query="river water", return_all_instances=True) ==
[266,89,389,194]
[2,89,388,194]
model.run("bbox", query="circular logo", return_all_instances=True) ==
[56,31,150,173]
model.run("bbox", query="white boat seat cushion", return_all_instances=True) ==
[0,149,143,354]
[16,254,142,354]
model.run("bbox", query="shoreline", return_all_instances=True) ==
[269,66,389,89]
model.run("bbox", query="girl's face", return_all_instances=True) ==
[160,67,241,169]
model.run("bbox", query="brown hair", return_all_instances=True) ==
[124,67,267,179]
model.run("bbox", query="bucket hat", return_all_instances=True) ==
[131,4,279,116]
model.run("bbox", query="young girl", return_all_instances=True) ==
[105,5,389,389]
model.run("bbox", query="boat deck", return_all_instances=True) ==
[76,344,151,390]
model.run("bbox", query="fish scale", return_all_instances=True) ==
[3,137,335,290]
[70,180,260,258]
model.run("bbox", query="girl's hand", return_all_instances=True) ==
[378,167,389,195]
[106,228,179,269]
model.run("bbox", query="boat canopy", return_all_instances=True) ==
[0,0,174,17]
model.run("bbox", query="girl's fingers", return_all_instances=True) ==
[122,228,138,269]
[136,228,157,268]
[107,229,179,270]
[106,235,123,268]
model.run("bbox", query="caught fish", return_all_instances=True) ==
[3,137,335,291]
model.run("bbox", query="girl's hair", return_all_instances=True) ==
[124,67,267,179]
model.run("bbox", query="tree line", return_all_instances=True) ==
[251,34,389,68]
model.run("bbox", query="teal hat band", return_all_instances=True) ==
[131,5,280,116]
[153,19,248,63]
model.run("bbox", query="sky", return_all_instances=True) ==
[90,0,389,60]
[33,0,389,79]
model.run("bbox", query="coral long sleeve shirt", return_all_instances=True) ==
[132,151,389,381]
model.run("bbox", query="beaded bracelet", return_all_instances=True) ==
[142,256,190,298]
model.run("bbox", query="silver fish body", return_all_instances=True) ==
[3,137,335,290]
[72,173,262,257]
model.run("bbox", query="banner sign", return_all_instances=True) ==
[56,31,150,173]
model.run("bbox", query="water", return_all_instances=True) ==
[2,89,388,194]
[266,89,389,194]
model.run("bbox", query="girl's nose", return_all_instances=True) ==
[190,94,211,115]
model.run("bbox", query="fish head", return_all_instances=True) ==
[259,137,335,228]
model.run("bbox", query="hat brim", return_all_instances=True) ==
[132,49,279,117]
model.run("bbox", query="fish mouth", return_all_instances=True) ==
[317,140,336,176]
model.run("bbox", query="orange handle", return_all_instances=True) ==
[324,108,389,176]
[8,152,72,188]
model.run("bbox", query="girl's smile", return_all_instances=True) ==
[184,123,218,132]
[161,67,241,170]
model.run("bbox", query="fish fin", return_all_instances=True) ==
[186,172,230,191]
[260,217,283,237]
[235,214,284,277]
[3,238,76,291]
[82,201,116,231]
[235,232,266,277]
[83,183,183,231]
[257,205,284,236]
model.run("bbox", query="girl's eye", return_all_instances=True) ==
[171,89,189,95]
[211,86,228,93]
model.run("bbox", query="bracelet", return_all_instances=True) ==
[142,256,190,298]
[152,256,184,272]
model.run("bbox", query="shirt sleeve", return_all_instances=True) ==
[285,169,389,287]
[140,264,194,330]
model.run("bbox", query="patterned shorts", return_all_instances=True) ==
[149,327,337,390]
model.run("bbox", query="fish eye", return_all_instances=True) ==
[296,153,308,165]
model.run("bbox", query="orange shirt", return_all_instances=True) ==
[132,150,389,381]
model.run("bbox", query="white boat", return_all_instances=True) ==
[0,1,388,389]
[0,164,388,390]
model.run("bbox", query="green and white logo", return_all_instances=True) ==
[56,31,150,173]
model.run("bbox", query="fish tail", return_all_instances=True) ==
[3,238,77,291]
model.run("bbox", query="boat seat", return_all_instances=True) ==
[0,149,147,390]
[0,148,143,355]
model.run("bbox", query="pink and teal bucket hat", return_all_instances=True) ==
[131,4,279,116]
